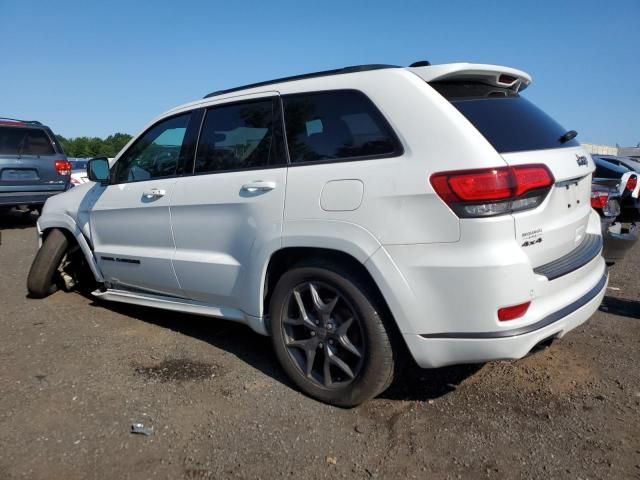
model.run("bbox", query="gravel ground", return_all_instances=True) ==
[1,211,639,480]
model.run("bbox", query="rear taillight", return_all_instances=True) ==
[625,175,637,192]
[54,160,72,176]
[430,164,554,218]
[590,190,609,209]
[498,301,531,321]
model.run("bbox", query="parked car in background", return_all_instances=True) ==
[593,156,640,222]
[591,155,640,263]
[28,62,607,406]
[69,159,89,187]
[591,181,637,263]
[0,118,71,212]
[598,155,640,173]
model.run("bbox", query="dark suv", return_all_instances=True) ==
[0,118,71,212]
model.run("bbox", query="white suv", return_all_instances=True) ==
[28,62,607,406]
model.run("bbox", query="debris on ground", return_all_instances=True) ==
[131,423,154,436]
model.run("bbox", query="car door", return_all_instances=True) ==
[170,94,287,314]
[88,111,197,296]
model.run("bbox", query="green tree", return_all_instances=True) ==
[56,133,132,158]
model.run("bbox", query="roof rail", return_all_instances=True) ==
[0,117,43,125]
[203,64,400,99]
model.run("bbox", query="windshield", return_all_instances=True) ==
[431,82,579,153]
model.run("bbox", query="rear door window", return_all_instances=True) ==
[194,98,285,174]
[0,127,55,156]
[282,90,402,163]
[195,98,287,174]
[432,82,579,153]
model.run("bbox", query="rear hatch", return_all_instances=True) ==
[431,80,594,268]
[0,124,68,193]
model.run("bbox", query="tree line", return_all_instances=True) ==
[56,133,132,158]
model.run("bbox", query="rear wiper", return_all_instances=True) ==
[559,130,578,144]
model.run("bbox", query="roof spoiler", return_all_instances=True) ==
[409,63,532,92]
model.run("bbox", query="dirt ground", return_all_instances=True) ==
[1,211,639,480]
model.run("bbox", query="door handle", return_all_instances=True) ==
[143,188,166,199]
[241,181,276,193]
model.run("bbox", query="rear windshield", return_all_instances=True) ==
[593,157,632,179]
[431,82,579,153]
[0,127,55,156]
[597,156,640,173]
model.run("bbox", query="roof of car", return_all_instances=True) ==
[204,64,400,98]
[202,62,533,100]
[156,62,534,126]
[0,117,46,128]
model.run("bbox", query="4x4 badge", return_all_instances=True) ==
[576,154,588,167]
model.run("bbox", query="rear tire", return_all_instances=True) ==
[270,261,396,407]
[27,229,69,298]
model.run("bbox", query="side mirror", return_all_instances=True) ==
[87,157,110,185]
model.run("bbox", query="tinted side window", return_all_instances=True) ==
[195,98,284,174]
[0,127,55,156]
[112,113,191,183]
[283,90,400,163]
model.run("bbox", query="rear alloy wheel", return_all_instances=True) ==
[283,281,365,388]
[270,263,396,407]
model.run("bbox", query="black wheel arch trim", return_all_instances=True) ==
[38,223,103,283]
[420,272,607,339]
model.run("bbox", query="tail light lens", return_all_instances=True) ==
[625,175,637,192]
[430,164,554,218]
[498,301,531,321]
[54,160,72,176]
[590,190,609,209]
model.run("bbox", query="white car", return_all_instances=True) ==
[69,170,89,186]
[27,62,607,406]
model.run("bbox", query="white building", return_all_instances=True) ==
[618,146,640,159]
[581,143,618,155]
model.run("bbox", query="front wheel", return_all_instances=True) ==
[27,229,69,298]
[270,262,396,407]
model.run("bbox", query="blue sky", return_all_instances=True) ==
[1,0,638,146]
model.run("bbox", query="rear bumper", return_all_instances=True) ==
[0,190,65,206]
[603,222,638,262]
[404,271,606,367]
[365,211,607,368]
